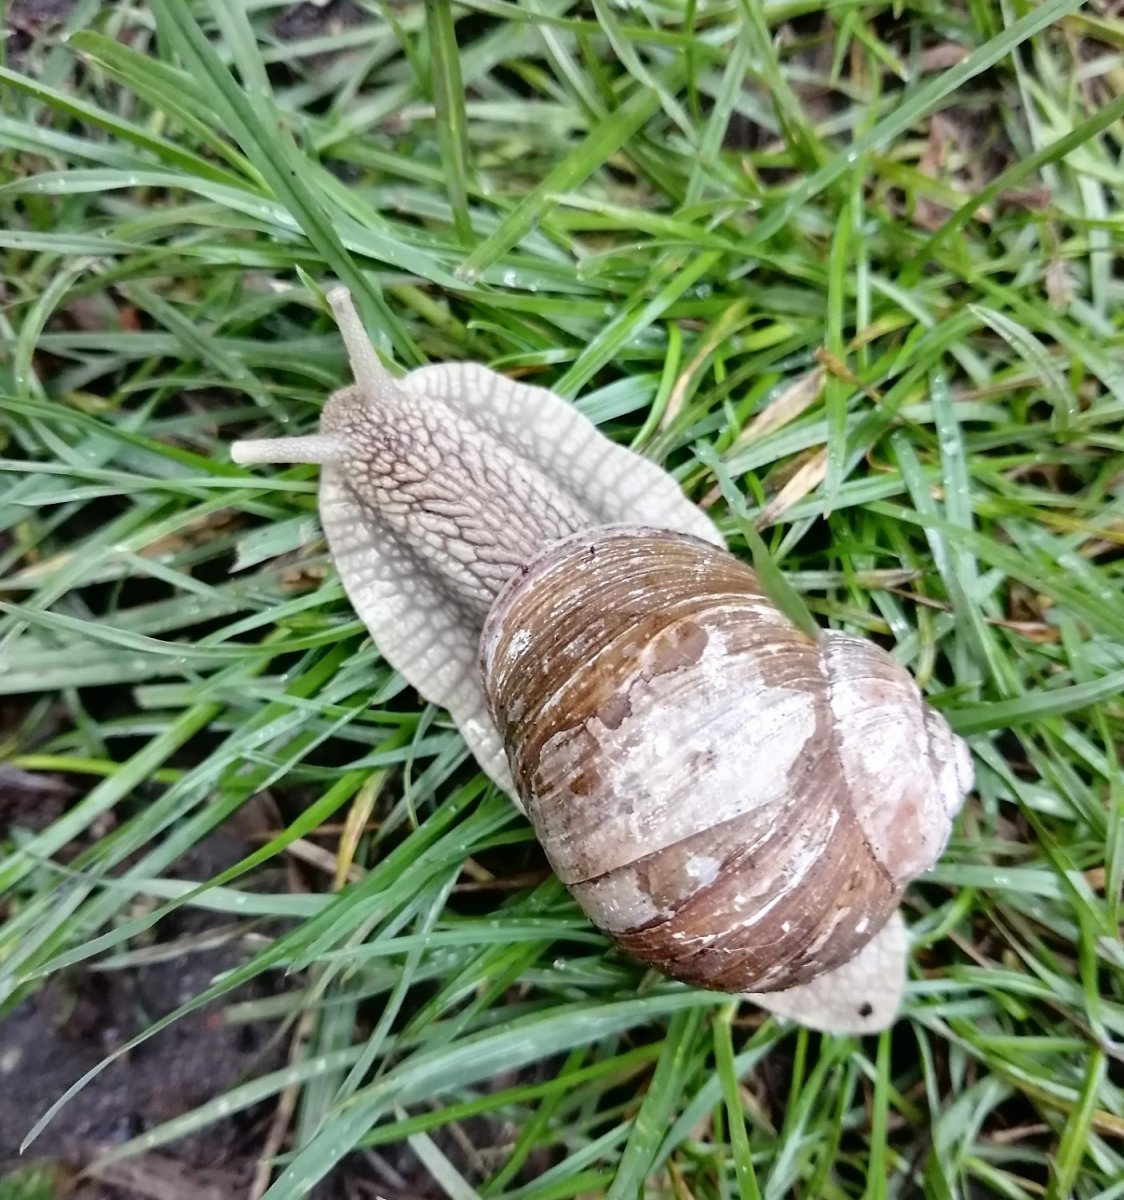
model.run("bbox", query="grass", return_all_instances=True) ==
[0,0,1122,1196]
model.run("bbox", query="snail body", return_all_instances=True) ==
[231,288,973,1034]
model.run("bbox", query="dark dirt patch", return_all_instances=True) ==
[6,0,78,57]
[0,742,549,1199]
[0,765,74,833]
[0,827,287,1192]
[7,0,77,29]
[0,817,554,1198]
[272,1,364,42]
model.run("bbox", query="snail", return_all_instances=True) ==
[231,287,973,1036]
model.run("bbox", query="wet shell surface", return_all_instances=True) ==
[480,525,972,993]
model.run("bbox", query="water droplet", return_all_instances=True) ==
[501,269,518,287]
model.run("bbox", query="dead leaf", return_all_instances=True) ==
[138,510,240,558]
[1045,258,1073,310]
[913,114,953,231]
[699,368,824,507]
[756,447,828,527]
[995,187,1053,213]
[658,301,749,433]
[334,771,387,891]
[285,837,364,884]
[815,347,884,403]
[918,42,970,73]
[742,367,825,442]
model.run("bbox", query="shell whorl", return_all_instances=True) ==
[481,525,972,994]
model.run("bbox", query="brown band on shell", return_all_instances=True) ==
[575,767,899,992]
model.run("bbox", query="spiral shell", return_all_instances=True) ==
[480,525,972,994]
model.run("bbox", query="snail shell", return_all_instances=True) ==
[482,525,972,994]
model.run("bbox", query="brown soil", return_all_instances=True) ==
[0,825,288,1196]
[0,805,516,1199]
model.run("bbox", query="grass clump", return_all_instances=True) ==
[1,1,1122,1197]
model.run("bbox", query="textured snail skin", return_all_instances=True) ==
[481,526,972,994]
[231,287,974,1035]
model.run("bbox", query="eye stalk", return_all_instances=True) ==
[325,286,398,403]
[230,433,346,466]
[230,288,395,467]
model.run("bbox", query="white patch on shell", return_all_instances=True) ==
[683,854,721,886]
[571,866,673,933]
[533,627,820,883]
[930,707,976,816]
